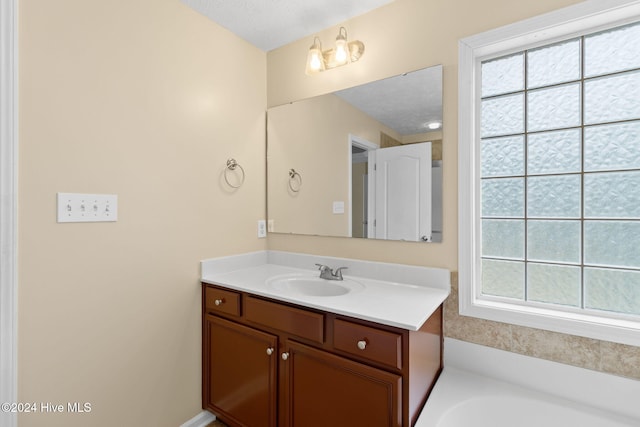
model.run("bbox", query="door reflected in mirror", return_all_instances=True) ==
[267,64,443,242]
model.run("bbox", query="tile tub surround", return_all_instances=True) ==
[444,272,640,380]
[201,250,450,330]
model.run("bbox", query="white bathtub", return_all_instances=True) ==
[416,339,640,427]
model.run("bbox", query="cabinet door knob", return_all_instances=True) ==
[281,352,289,360]
[357,340,367,350]
[214,298,225,306]
[266,347,274,356]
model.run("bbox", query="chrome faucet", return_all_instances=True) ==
[315,264,348,281]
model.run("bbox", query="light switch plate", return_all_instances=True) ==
[57,193,118,223]
[332,201,345,214]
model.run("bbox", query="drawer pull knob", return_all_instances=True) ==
[214,298,225,306]
[357,340,367,350]
[281,352,289,360]
[266,347,274,356]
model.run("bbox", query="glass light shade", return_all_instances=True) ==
[305,38,325,74]
[334,29,349,65]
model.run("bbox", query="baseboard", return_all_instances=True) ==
[180,410,215,427]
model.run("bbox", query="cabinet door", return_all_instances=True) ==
[284,341,402,427]
[204,315,278,427]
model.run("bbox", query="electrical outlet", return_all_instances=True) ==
[257,219,267,238]
[57,193,118,223]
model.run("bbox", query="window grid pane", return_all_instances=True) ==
[480,22,640,318]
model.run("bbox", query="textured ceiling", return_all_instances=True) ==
[335,66,443,136]
[180,0,394,51]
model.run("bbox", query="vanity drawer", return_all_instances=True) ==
[333,319,402,370]
[204,286,241,317]
[245,296,324,344]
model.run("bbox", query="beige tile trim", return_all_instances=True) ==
[444,272,640,380]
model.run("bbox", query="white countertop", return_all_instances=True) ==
[201,251,450,331]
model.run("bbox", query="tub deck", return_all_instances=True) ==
[415,339,640,427]
[416,367,638,427]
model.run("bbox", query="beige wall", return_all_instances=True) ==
[267,0,640,381]
[18,0,266,426]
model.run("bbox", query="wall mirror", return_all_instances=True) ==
[267,64,443,242]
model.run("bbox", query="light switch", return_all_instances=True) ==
[57,193,118,223]
[333,201,345,214]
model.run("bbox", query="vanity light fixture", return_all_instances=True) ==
[305,27,365,75]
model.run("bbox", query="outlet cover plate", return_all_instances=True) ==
[257,219,267,238]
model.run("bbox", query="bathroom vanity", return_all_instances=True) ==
[200,251,449,427]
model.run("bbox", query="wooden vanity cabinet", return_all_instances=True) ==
[202,283,443,427]
[203,316,278,427]
[284,340,402,427]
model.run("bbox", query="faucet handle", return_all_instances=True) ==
[315,263,328,271]
[334,267,348,279]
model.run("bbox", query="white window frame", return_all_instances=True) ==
[0,0,18,425]
[459,0,640,347]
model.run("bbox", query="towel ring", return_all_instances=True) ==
[224,158,245,188]
[288,169,302,193]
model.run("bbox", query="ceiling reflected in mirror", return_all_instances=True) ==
[334,66,442,136]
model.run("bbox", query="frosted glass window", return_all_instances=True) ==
[584,121,640,172]
[584,71,640,125]
[528,220,581,264]
[528,263,581,307]
[476,17,640,323]
[527,83,581,132]
[482,178,524,218]
[584,171,640,218]
[585,21,640,77]
[481,94,524,138]
[482,219,525,259]
[528,39,580,88]
[585,268,640,315]
[584,221,640,268]
[528,129,581,175]
[481,136,524,177]
[482,259,524,299]
[527,175,581,218]
[482,53,524,97]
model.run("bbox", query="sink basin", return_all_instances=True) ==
[266,274,364,297]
